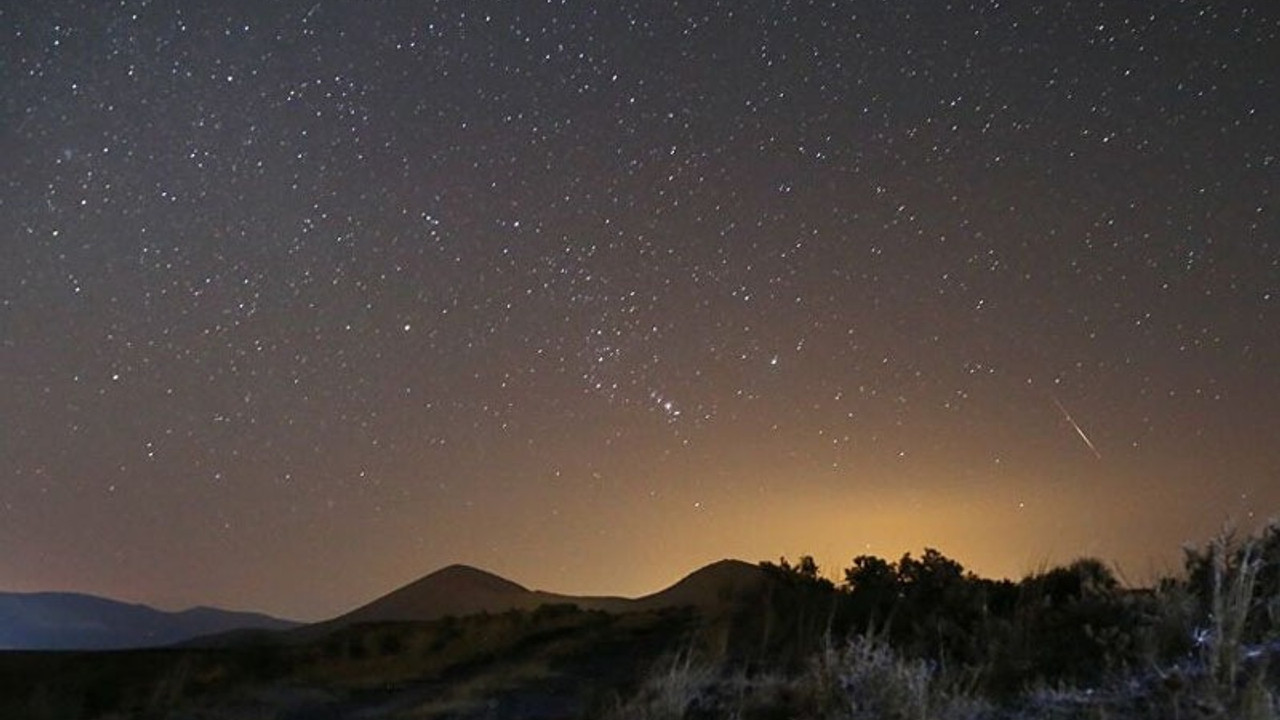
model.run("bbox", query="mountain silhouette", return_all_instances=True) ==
[332,564,547,625]
[631,559,770,611]
[0,591,299,650]
[313,559,770,631]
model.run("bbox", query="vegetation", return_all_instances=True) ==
[612,523,1280,719]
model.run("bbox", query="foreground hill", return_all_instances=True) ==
[0,591,300,650]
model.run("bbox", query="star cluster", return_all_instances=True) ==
[2,1,1277,619]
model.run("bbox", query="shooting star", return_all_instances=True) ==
[1051,395,1103,459]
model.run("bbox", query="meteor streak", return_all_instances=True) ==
[1051,395,1103,459]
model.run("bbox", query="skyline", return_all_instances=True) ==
[2,1,1277,621]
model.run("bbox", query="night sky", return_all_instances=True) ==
[3,1,1277,622]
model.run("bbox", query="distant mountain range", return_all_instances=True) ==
[0,560,804,718]
[1,559,769,651]
[0,591,300,650]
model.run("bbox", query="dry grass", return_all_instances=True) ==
[606,633,992,720]
[1194,529,1277,719]
[604,648,720,720]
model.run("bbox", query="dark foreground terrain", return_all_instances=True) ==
[4,526,1280,719]
[0,604,699,719]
